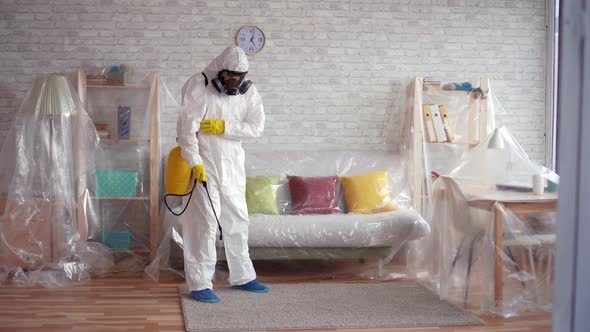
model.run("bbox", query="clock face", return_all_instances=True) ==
[237,26,265,54]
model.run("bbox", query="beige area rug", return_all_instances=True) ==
[178,282,482,331]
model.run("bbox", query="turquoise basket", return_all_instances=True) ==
[95,169,138,197]
[101,230,132,250]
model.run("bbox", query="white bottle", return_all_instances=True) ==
[532,174,545,195]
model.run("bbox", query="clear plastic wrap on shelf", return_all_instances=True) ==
[147,149,430,282]
[76,69,175,272]
[0,75,114,287]
[403,77,498,219]
[401,76,501,279]
[430,127,558,317]
[402,76,557,316]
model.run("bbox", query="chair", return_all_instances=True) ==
[503,233,555,295]
[437,177,529,305]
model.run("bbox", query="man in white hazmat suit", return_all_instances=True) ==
[177,46,269,303]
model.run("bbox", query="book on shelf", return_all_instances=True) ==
[94,123,108,131]
[429,104,448,142]
[87,78,108,85]
[423,77,442,92]
[94,123,110,139]
[97,130,110,139]
[422,105,437,142]
[438,105,455,142]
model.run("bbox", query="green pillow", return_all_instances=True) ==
[246,176,280,215]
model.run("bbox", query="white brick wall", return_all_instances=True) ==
[0,0,548,162]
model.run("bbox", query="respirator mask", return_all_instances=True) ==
[211,70,252,95]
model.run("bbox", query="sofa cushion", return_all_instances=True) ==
[244,149,406,212]
[246,176,280,215]
[288,176,341,215]
[340,171,398,214]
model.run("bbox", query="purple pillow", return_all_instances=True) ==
[288,176,340,215]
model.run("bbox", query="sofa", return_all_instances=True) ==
[215,149,430,261]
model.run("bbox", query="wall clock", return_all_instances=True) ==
[237,26,265,54]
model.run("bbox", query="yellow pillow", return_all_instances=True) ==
[340,171,398,214]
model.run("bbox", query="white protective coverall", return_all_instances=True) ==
[178,46,265,291]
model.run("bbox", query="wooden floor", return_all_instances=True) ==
[0,271,552,332]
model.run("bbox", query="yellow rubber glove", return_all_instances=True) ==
[192,164,207,183]
[200,119,225,135]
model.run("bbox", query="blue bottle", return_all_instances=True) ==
[118,105,131,139]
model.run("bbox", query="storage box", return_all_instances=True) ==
[101,230,132,250]
[95,169,138,197]
[107,71,126,86]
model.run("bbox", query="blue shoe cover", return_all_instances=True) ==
[190,289,220,303]
[232,280,269,293]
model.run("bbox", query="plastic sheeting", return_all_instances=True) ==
[78,70,174,272]
[401,77,499,278]
[430,127,558,317]
[402,77,557,316]
[147,149,430,282]
[0,75,114,286]
[0,69,175,286]
[403,77,498,219]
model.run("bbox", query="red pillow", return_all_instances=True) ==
[288,176,340,215]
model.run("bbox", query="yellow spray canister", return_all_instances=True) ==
[163,145,223,239]
[164,146,192,195]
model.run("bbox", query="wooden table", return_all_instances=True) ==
[466,190,557,308]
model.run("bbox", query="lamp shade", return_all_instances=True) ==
[29,75,76,116]
[487,127,505,149]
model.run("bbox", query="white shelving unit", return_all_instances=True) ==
[405,76,491,215]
